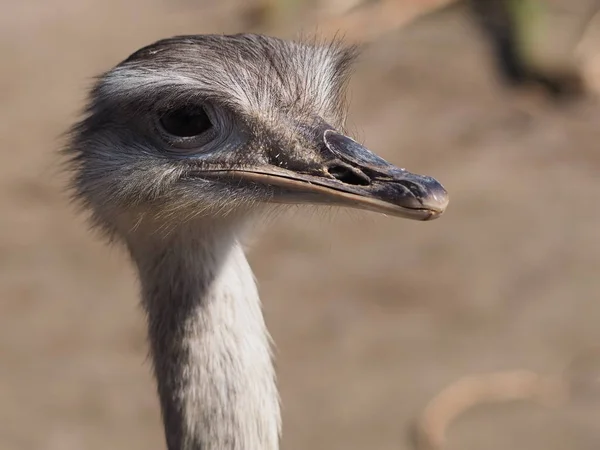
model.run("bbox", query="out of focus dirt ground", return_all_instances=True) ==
[3,1,600,449]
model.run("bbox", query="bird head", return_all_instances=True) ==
[65,34,448,237]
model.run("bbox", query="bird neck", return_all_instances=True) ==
[127,221,280,450]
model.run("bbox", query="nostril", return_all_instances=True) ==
[326,164,371,186]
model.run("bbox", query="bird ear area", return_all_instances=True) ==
[155,102,219,151]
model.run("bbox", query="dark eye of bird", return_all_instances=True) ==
[159,105,212,137]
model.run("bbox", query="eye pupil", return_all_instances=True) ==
[159,106,212,137]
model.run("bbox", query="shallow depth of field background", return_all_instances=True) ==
[2,1,600,449]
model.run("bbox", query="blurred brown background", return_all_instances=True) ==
[3,0,600,449]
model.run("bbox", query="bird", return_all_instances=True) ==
[63,33,449,450]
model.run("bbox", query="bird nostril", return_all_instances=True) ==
[326,164,371,186]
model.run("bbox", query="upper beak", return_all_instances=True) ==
[199,129,449,221]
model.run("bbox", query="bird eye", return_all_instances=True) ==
[158,105,212,138]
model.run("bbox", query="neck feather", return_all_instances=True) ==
[127,221,280,450]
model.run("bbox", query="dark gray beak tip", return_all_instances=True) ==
[415,176,449,215]
[323,128,449,219]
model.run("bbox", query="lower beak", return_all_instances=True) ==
[199,130,449,221]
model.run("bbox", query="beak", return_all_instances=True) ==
[198,129,449,221]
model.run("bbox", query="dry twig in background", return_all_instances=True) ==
[412,348,600,450]
[412,370,567,450]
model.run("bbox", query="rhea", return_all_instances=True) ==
[64,34,448,450]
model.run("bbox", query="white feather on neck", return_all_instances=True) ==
[126,219,281,450]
